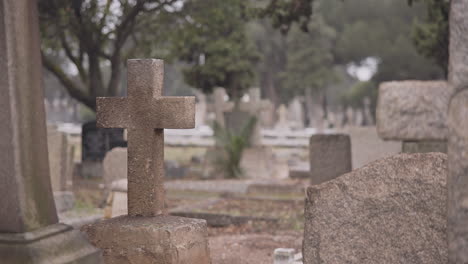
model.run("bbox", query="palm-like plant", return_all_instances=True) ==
[212,116,257,178]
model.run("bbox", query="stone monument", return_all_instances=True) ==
[0,0,102,262]
[82,59,210,263]
[377,80,450,153]
[213,87,234,127]
[309,134,352,185]
[447,0,468,262]
[303,153,447,264]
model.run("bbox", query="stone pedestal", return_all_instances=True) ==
[82,215,211,264]
[0,224,101,264]
[309,134,352,185]
[402,140,447,154]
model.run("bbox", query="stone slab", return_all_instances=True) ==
[103,147,127,190]
[54,191,75,213]
[448,88,468,262]
[82,215,211,264]
[0,223,102,263]
[343,126,401,169]
[402,140,447,154]
[303,153,447,264]
[377,81,451,140]
[309,134,352,185]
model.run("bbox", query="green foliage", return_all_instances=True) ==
[280,14,337,102]
[319,0,444,82]
[410,0,450,75]
[170,0,259,101]
[38,0,179,110]
[340,81,377,108]
[260,0,315,33]
[212,117,257,179]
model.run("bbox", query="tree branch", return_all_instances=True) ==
[59,32,89,83]
[42,53,96,110]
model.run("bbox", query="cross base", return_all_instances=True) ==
[0,224,102,263]
[82,215,211,264]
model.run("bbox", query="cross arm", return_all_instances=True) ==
[150,97,195,129]
[96,97,129,128]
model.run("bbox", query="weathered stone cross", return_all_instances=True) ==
[97,59,195,217]
[239,88,271,146]
[213,87,234,127]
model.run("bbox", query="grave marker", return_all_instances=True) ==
[377,80,451,153]
[0,0,101,261]
[447,0,468,261]
[83,59,210,263]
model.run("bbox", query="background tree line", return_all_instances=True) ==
[39,0,449,119]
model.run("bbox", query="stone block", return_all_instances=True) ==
[344,126,401,169]
[402,140,447,154]
[303,153,447,264]
[0,224,102,264]
[54,191,75,213]
[309,134,351,185]
[103,147,128,190]
[377,81,451,140]
[82,215,211,264]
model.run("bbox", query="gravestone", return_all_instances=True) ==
[377,80,450,153]
[0,0,102,262]
[447,0,468,261]
[80,121,126,178]
[344,126,401,169]
[259,99,275,128]
[288,98,304,129]
[303,153,447,264]
[239,88,271,146]
[82,59,210,263]
[195,92,207,127]
[103,147,127,192]
[81,120,126,162]
[275,104,290,130]
[309,134,352,185]
[213,87,234,127]
[47,125,76,212]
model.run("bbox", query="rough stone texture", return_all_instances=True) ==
[0,0,58,233]
[103,147,128,190]
[47,125,69,192]
[344,126,401,169]
[54,191,76,213]
[377,81,451,141]
[303,153,447,264]
[82,215,211,264]
[309,134,352,185]
[449,0,468,91]
[447,89,468,262]
[402,140,447,154]
[97,59,195,217]
[447,1,468,262]
[0,224,102,263]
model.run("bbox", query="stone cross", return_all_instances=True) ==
[213,87,234,127]
[239,88,270,145]
[97,59,195,217]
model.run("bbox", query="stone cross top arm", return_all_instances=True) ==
[96,59,195,217]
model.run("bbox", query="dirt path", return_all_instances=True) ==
[208,231,302,264]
